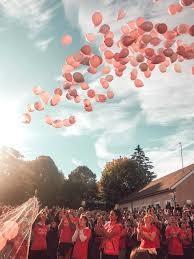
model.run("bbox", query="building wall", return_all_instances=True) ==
[120,191,174,210]
[175,172,194,206]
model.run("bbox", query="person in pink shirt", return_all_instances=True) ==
[58,210,76,259]
[137,214,157,258]
[72,214,91,259]
[30,213,48,259]
[180,221,192,259]
[165,216,184,259]
[95,209,122,259]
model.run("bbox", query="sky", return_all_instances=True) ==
[0,0,193,179]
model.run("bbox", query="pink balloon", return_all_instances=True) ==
[3,221,19,240]
[155,23,168,34]
[121,35,136,47]
[54,88,63,96]
[102,66,111,74]
[107,89,114,99]
[50,95,61,106]
[104,38,114,47]
[45,116,53,125]
[52,120,64,128]
[139,21,153,32]
[145,48,155,57]
[22,113,31,124]
[168,4,177,15]
[73,72,85,83]
[139,62,149,72]
[130,69,138,80]
[84,105,93,112]
[80,82,89,90]
[100,78,109,89]
[104,50,114,59]
[192,66,194,75]
[177,24,189,34]
[105,75,114,82]
[0,232,6,251]
[180,0,193,6]
[92,11,103,27]
[85,33,96,42]
[189,25,194,36]
[150,37,161,46]
[69,116,76,124]
[119,48,129,58]
[34,102,44,111]
[136,17,145,27]
[141,34,152,44]
[163,48,174,57]
[63,119,71,127]
[117,9,126,21]
[27,104,35,113]
[174,63,182,73]
[159,64,167,73]
[96,94,107,103]
[90,55,103,68]
[134,79,144,87]
[69,88,78,98]
[87,89,96,98]
[99,24,110,34]
[136,54,144,63]
[66,56,74,65]
[87,66,97,74]
[80,45,92,56]
[64,72,73,82]
[144,70,152,78]
[151,54,165,64]
[32,86,43,95]
[61,34,72,46]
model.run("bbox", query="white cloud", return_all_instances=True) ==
[0,0,59,36]
[35,37,53,51]
[147,123,194,177]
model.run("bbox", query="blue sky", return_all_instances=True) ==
[0,0,193,178]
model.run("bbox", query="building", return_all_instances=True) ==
[119,164,194,210]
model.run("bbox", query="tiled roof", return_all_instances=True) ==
[120,164,194,204]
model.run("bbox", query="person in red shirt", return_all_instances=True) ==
[165,216,184,259]
[180,221,192,259]
[137,214,157,258]
[30,213,48,259]
[72,214,91,259]
[95,209,122,259]
[58,210,76,259]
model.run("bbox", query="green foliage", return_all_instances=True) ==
[131,145,156,184]
[60,166,97,208]
[99,146,155,204]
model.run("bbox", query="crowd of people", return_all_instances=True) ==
[28,202,194,259]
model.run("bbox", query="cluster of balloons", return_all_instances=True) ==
[0,221,19,251]
[23,1,194,128]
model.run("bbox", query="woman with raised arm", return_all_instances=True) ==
[57,210,76,259]
[137,214,157,258]
[95,209,122,259]
[72,214,91,259]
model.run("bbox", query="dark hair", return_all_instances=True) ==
[111,209,122,223]
[81,214,89,227]
[130,248,151,259]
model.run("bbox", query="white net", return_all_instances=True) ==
[0,197,39,259]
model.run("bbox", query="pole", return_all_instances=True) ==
[179,142,184,173]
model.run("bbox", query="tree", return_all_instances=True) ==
[99,157,148,205]
[131,145,156,185]
[63,166,98,208]
[28,156,64,206]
